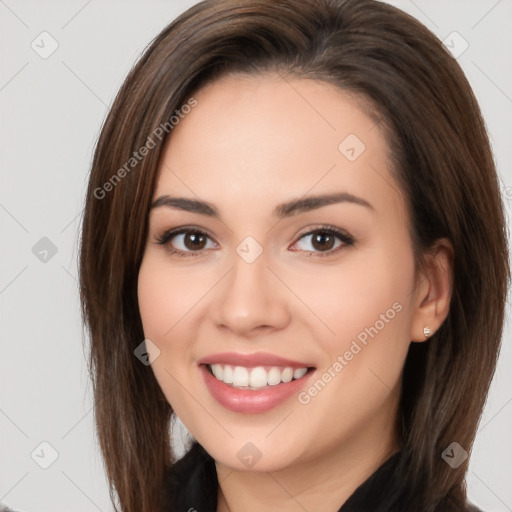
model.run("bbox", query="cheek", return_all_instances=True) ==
[292,242,415,349]
[314,244,415,404]
[137,255,192,387]
[138,262,169,340]
[137,256,193,407]
[298,244,416,422]
[137,254,205,340]
[137,254,218,391]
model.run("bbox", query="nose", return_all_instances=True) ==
[211,249,291,337]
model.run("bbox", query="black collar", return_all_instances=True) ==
[165,441,483,512]
[167,442,405,511]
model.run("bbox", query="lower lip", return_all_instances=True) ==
[199,364,315,414]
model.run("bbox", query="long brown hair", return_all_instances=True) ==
[79,0,510,510]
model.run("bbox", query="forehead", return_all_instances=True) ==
[154,73,401,221]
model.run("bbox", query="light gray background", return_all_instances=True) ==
[1,1,511,510]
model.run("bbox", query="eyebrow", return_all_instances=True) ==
[150,192,374,219]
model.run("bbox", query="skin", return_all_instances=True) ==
[137,73,453,512]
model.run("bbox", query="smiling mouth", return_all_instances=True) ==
[204,363,315,390]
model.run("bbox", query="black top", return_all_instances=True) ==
[165,441,484,512]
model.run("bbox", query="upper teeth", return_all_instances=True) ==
[209,364,308,389]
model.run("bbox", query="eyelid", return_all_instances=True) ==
[290,224,354,256]
[294,224,353,242]
[154,224,354,258]
[154,225,218,252]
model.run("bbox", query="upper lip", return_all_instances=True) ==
[198,351,315,369]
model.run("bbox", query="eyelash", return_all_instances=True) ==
[154,225,355,259]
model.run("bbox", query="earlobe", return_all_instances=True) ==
[410,238,454,343]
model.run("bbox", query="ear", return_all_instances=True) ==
[410,238,454,342]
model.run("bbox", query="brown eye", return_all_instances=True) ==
[310,232,336,251]
[155,228,217,257]
[183,231,208,250]
[292,226,354,257]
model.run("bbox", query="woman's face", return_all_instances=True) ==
[138,73,422,472]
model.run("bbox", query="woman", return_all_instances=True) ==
[79,0,509,511]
